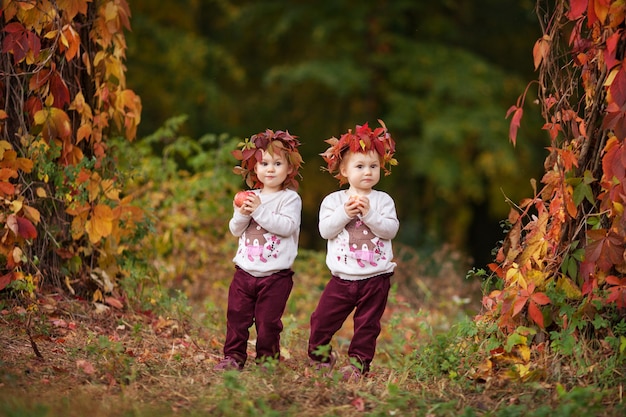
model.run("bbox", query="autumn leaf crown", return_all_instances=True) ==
[320,119,397,185]
[232,129,303,190]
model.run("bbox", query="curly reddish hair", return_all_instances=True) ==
[232,129,303,190]
[320,119,397,185]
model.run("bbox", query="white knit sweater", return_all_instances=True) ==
[229,189,301,277]
[319,189,399,281]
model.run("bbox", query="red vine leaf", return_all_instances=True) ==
[2,22,41,64]
[0,272,15,291]
[585,229,624,272]
[49,71,71,108]
[604,32,620,69]
[567,0,588,20]
[510,283,550,328]
[506,105,523,146]
[605,275,626,308]
[601,136,624,184]
[15,216,37,239]
[527,300,545,328]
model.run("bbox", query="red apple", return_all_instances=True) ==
[234,191,254,207]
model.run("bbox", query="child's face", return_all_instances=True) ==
[340,150,381,193]
[254,149,293,192]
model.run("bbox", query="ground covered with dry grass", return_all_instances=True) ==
[1,246,625,416]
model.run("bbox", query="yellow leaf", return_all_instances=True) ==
[23,205,41,224]
[505,266,518,282]
[34,110,47,125]
[526,269,548,288]
[64,276,75,295]
[93,51,105,67]
[87,177,100,202]
[85,204,114,243]
[605,67,619,87]
[104,1,118,22]
[505,263,528,289]
[70,212,87,240]
[518,212,549,265]
[44,29,58,39]
[60,31,69,48]
[556,275,582,300]
[515,344,531,362]
[513,363,531,379]
[92,288,103,302]
[10,200,23,214]
[36,187,47,198]
[12,246,23,264]
[100,179,120,201]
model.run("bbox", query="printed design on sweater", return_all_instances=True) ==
[343,218,386,268]
[239,219,281,263]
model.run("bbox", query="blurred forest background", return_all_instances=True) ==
[125,0,547,269]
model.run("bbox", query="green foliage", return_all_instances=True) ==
[125,0,547,261]
[387,41,543,251]
[111,116,244,305]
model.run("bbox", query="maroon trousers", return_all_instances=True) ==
[308,272,392,373]
[223,267,294,367]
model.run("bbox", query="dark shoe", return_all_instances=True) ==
[309,351,337,376]
[339,364,363,381]
[214,356,241,371]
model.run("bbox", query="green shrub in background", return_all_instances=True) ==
[112,115,242,312]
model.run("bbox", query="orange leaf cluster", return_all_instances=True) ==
[0,141,39,290]
[0,1,144,295]
[484,0,626,345]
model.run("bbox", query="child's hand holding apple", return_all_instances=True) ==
[234,191,257,214]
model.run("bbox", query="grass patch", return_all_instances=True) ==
[1,245,625,416]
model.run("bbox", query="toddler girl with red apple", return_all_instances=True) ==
[214,129,303,371]
[307,120,399,381]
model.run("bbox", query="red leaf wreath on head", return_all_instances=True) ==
[232,129,304,190]
[320,119,397,185]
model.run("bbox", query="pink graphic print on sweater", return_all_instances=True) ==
[345,218,384,268]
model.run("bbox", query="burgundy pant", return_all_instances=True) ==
[223,267,293,366]
[308,272,392,373]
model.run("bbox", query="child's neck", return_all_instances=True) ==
[346,187,372,196]
[261,185,283,194]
